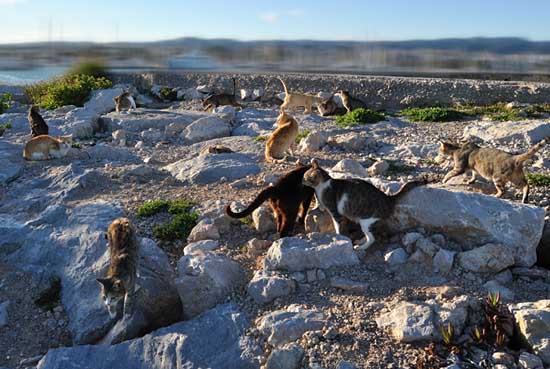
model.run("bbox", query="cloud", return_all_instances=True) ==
[259,9,304,24]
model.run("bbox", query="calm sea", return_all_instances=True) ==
[0,66,68,85]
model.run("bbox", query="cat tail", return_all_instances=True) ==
[393,180,426,198]
[278,77,289,96]
[225,187,275,218]
[513,137,549,164]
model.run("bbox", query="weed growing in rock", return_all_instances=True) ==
[526,173,550,187]
[254,135,267,142]
[0,119,12,137]
[0,92,12,114]
[295,129,311,144]
[160,87,177,102]
[137,198,198,241]
[400,107,465,122]
[387,161,415,175]
[335,108,385,127]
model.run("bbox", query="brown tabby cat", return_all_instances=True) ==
[440,137,549,203]
[97,218,139,318]
[303,160,424,250]
[318,95,347,117]
[339,90,368,113]
[202,78,242,111]
[114,91,136,112]
[226,164,314,237]
[28,105,49,137]
[265,110,299,162]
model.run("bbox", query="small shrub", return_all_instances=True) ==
[0,92,12,113]
[387,161,415,175]
[153,211,199,241]
[400,107,465,122]
[25,74,112,110]
[295,129,311,144]
[336,108,385,127]
[254,135,267,142]
[527,173,550,187]
[0,119,12,137]
[458,102,550,121]
[160,87,177,102]
[167,198,195,215]
[67,60,109,78]
[137,199,171,217]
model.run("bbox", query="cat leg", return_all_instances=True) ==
[442,168,465,183]
[512,176,529,203]
[298,193,314,225]
[357,218,379,251]
[521,184,529,204]
[466,170,477,185]
[493,178,506,198]
[329,212,344,234]
[280,208,298,237]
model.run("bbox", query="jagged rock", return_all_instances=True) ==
[518,352,544,369]
[37,304,260,369]
[458,244,515,273]
[164,153,261,184]
[330,277,369,293]
[112,129,127,146]
[265,344,303,369]
[384,248,408,266]
[248,271,296,305]
[213,105,237,121]
[246,238,272,257]
[509,300,550,365]
[402,232,423,251]
[304,207,335,234]
[264,234,360,272]
[0,301,8,327]
[252,206,277,234]
[492,352,515,366]
[331,159,369,178]
[416,238,440,257]
[429,295,470,337]
[375,302,435,342]
[182,116,231,144]
[464,120,550,145]
[494,269,513,285]
[187,219,220,242]
[433,249,455,274]
[483,280,515,301]
[298,131,328,153]
[175,252,244,319]
[183,240,220,255]
[368,160,389,176]
[0,141,24,185]
[389,186,545,267]
[140,128,163,142]
[256,305,326,346]
[327,132,376,152]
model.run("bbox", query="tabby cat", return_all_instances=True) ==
[303,160,424,250]
[97,217,139,318]
[440,137,549,203]
[339,90,368,113]
[114,91,136,113]
[226,164,314,237]
[265,110,299,162]
[202,78,242,111]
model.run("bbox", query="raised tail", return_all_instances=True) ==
[225,186,275,218]
[277,77,289,96]
[392,179,426,198]
[514,137,549,163]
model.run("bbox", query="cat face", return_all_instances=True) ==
[29,105,40,114]
[303,160,326,188]
[438,141,460,156]
[97,277,125,318]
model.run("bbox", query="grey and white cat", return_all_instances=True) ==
[114,91,136,113]
[302,160,424,250]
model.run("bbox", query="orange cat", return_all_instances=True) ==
[23,135,72,161]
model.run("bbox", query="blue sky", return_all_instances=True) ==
[1,0,549,43]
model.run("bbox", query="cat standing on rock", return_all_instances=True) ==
[114,91,136,113]
[22,135,72,161]
[302,160,425,250]
[97,218,139,319]
[28,105,49,137]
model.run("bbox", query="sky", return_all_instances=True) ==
[1,0,550,44]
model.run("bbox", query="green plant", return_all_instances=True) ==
[71,142,82,149]
[526,173,550,187]
[470,325,486,344]
[400,107,465,122]
[160,87,177,101]
[240,217,252,225]
[0,92,12,113]
[254,135,267,142]
[167,198,195,215]
[457,102,550,122]
[335,108,385,127]
[153,211,199,241]
[67,60,109,78]
[440,323,455,346]
[25,74,112,110]
[387,161,415,175]
[137,199,171,217]
[295,129,311,144]
[486,291,501,309]
[0,119,12,137]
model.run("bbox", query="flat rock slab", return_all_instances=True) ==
[163,152,261,184]
[37,304,260,369]
[264,234,360,272]
[464,119,550,145]
[102,109,206,132]
[389,185,545,267]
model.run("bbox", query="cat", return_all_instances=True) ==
[22,135,72,161]
[225,163,315,237]
[202,78,242,111]
[339,90,368,113]
[302,159,424,250]
[265,110,299,162]
[114,91,136,113]
[28,105,49,137]
[278,78,325,114]
[439,137,549,203]
[199,144,233,155]
[97,217,139,319]
[317,94,347,117]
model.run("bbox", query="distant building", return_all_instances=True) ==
[168,52,220,70]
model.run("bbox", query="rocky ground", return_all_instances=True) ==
[0,82,549,369]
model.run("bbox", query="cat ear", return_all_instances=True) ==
[96,278,111,288]
[311,159,319,168]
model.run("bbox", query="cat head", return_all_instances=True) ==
[303,159,330,188]
[438,141,460,156]
[29,105,40,114]
[96,277,126,318]
[339,90,350,99]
